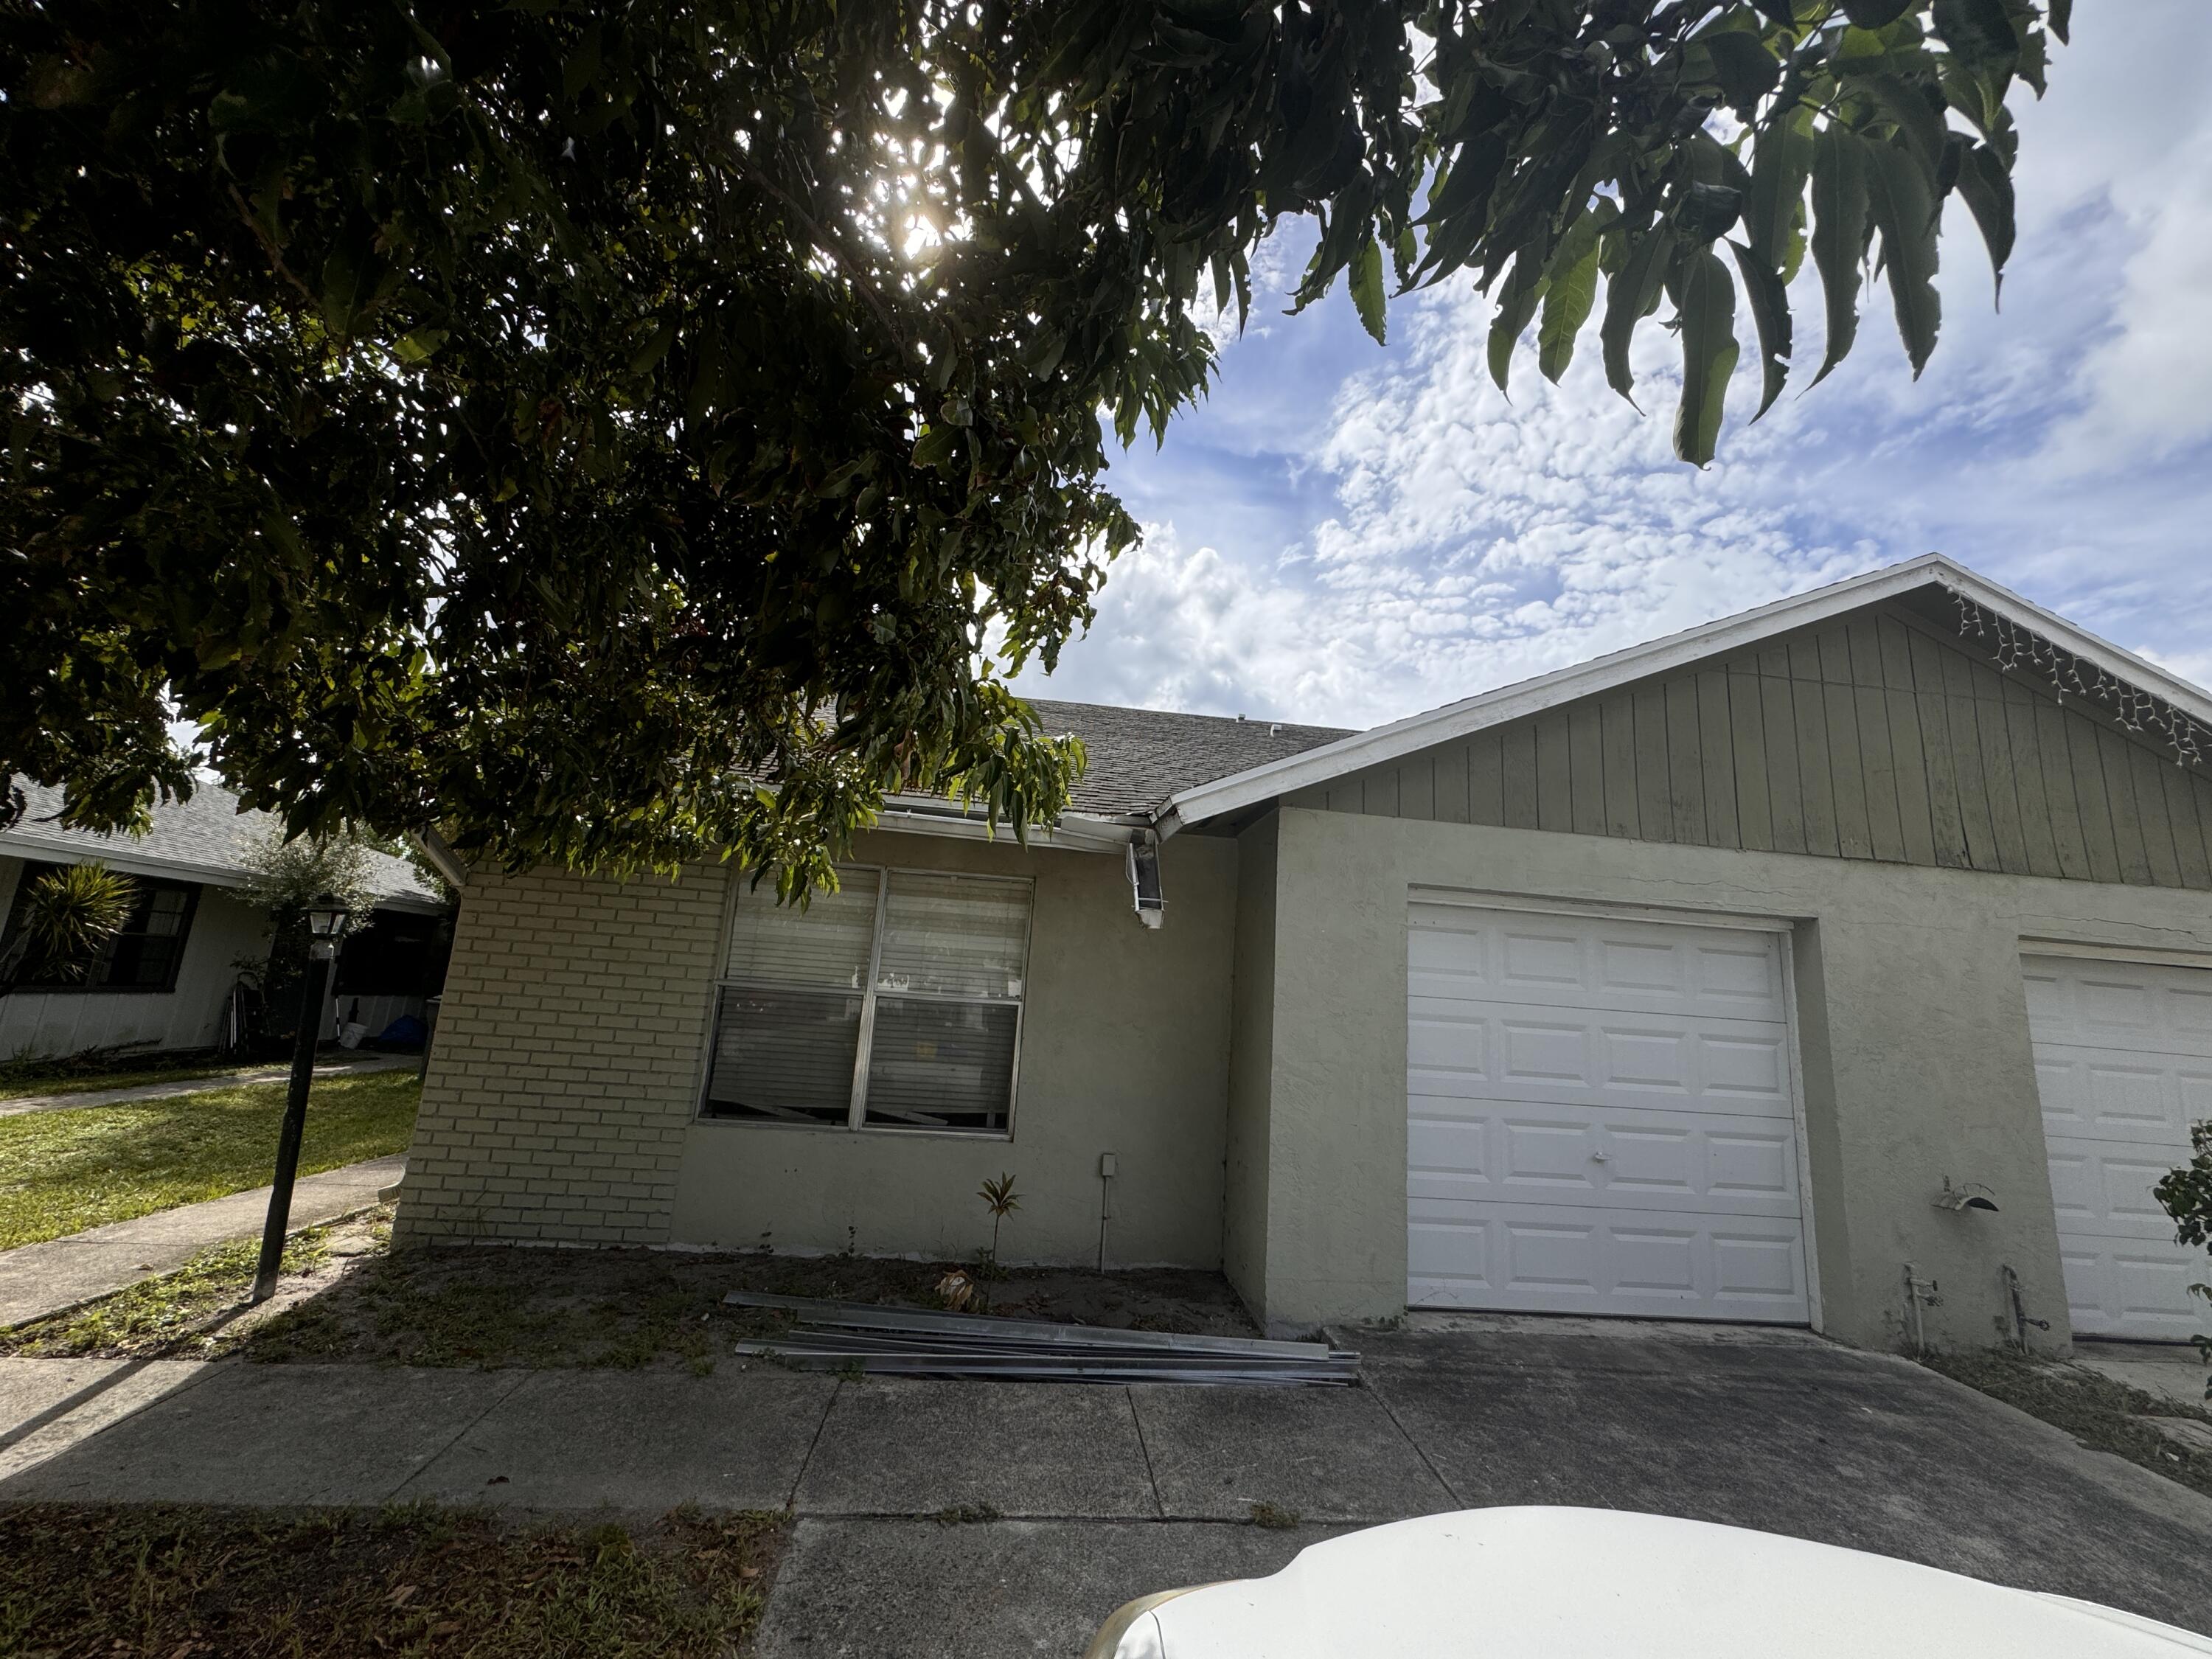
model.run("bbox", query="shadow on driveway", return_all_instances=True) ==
[6,1322,2209,1657]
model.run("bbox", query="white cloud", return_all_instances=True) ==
[1021,8,2212,730]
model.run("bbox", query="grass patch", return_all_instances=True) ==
[0,1071,418,1250]
[0,1502,782,1658]
[1923,1348,2212,1502]
[0,1046,232,1099]
[0,1223,346,1359]
[3,1214,1258,1373]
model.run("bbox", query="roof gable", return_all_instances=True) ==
[1248,592,2212,891]
[1164,555,2212,838]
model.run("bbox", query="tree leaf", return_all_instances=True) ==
[1538,214,1602,383]
[1601,229,1672,406]
[1703,32,1781,116]
[1932,0,2020,72]
[392,327,449,365]
[1863,135,1942,375]
[2048,0,2073,44]
[1728,239,1792,420]
[1809,124,1870,387]
[1675,181,1745,243]
[1952,139,2016,299]
[1671,248,1739,467]
[1486,241,1549,395]
[1349,234,1387,345]
[1745,108,1815,279]
[1842,0,1914,24]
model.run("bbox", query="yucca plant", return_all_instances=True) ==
[977,1173,1021,1268]
[0,863,136,995]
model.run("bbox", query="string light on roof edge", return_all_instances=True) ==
[1944,585,2208,769]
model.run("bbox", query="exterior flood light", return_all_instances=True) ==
[1127,834,1164,930]
[1934,1177,1999,1213]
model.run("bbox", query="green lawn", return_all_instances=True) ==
[0,1071,420,1251]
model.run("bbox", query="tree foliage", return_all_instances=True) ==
[1,0,2065,888]
[238,823,383,929]
[2155,1123,2212,1386]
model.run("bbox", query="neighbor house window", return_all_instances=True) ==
[701,865,1030,1135]
[1,862,200,992]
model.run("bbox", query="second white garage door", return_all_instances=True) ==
[2026,953,2212,1342]
[1408,901,1810,1322]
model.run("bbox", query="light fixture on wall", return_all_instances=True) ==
[1127,833,1164,930]
[1933,1177,2000,1214]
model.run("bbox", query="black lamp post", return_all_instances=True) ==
[250,891,352,1304]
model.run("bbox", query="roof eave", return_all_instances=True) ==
[872,796,1141,855]
[1161,554,2212,832]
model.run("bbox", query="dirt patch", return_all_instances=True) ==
[4,1213,1259,1370]
[0,1502,782,1659]
[1923,1346,2212,1503]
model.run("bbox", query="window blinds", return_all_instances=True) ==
[703,865,1029,1134]
[874,872,1029,999]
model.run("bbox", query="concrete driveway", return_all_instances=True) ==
[4,1320,2209,1656]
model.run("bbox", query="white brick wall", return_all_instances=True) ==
[394,863,727,1245]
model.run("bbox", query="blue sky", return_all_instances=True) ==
[1013,3,2212,732]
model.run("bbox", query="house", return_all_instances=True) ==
[0,782,448,1061]
[394,555,2212,1354]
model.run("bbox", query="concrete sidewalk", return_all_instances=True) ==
[0,1054,414,1118]
[4,1324,2212,1654]
[0,1154,404,1329]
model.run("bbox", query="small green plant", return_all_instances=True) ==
[1248,1501,1301,1531]
[2154,1121,2212,1399]
[0,861,136,995]
[978,1172,1020,1265]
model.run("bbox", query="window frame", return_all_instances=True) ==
[0,861,201,995]
[697,862,1034,1141]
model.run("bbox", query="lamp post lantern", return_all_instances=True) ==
[250,891,352,1304]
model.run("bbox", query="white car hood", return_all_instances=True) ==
[1121,1508,2211,1658]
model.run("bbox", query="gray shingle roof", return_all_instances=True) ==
[1026,700,1355,818]
[1,781,437,906]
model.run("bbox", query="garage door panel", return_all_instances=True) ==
[2034,1051,2212,1147]
[2047,1138,2195,1237]
[1410,903,1806,1322]
[1408,1199,1809,1321]
[2060,1244,2208,1341]
[1409,908,1785,1023]
[1407,1100,1801,1217]
[2024,959,2212,1060]
[2027,953,2212,1343]
[1409,1000,1793,1118]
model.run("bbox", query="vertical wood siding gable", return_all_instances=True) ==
[1290,602,2212,890]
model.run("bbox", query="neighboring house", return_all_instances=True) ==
[0,782,448,1061]
[397,555,2212,1355]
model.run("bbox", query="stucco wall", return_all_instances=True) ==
[398,827,1241,1266]
[0,881,268,1060]
[670,828,1239,1267]
[1222,815,1278,1307]
[1241,805,2212,1350]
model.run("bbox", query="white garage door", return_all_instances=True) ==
[1408,902,1809,1322]
[2025,954,2212,1342]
